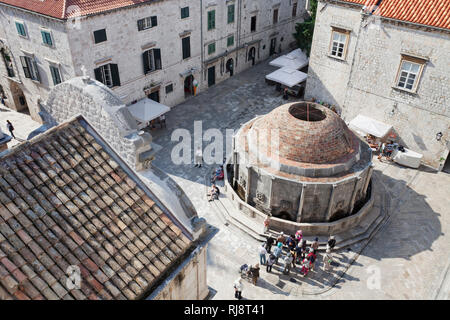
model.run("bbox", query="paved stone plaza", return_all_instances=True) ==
[1,60,449,300]
[149,60,450,300]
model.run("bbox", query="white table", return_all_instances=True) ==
[392,148,423,168]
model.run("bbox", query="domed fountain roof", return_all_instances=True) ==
[238,102,367,178]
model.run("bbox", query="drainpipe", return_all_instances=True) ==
[236,0,242,68]
[200,0,204,84]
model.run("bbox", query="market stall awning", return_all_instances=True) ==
[349,115,393,139]
[269,49,309,70]
[265,67,308,87]
[127,98,170,124]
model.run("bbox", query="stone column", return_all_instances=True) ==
[233,151,238,187]
[245,165,252,203]
[348,176,362,214]
[362,165,374,196]
[296,184,307,222]
[326,184,338,221]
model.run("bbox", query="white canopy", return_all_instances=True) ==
[265,67,308,87]
[269,49,309,70]
[349,115,393,139]
[127,98,170,126]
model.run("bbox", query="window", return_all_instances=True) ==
[273,9,279,24]
[94,64,120,88]
[15,22,26,37]
[93,29,107,44]
[395,58,424,92]
[19,56,40,81]
[181,7,189,19]
[329,30,349,59]
[208,10,215,30]
[49,65,62,85]
[41,30,53,46]
[165,84,173,94]
[182,36,191,59]
[227,4,235,24]
[292,2,298,17]
[227,35,234,47]
[208,42,216,55]
[250,16,257,32]
[137,16,158,31]
[1,49,14,78]
[143,48,162,74]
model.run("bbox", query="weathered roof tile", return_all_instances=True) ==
[0,117,192,299]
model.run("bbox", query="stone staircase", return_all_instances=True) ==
[209,186,389,253]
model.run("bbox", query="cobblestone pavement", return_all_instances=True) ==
[2,59,449,300]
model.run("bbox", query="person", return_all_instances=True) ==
[323,248,333,272]
[266,254,276,273]
[0,95,5,106]
[259,243,267,266]
[300,257,311,276]
[286,235,296,251]
[211,165,224,183]
[265,236,275,253]
[295,229,303,243]
[194,146,203,167]
[249,263,260,285]
[276,232,286,246]
[306,247,317,271]
[273,242,283,264]
[207,184,219,201]
[283,88,289,100]
[378,140,395,160]
[301,238,307,259]
[233,277,243,300]
[290,249,297,269]
[311,237,319,253]
[263,216,270,234]
[159,114,166,128]
[282,253,293,275]
[6,120,15,139]
[294,244,303,265]
[327,235,336,251]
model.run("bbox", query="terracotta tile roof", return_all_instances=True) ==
[340,0,450,30]
[0,116,192,300]
[0,0,157,19]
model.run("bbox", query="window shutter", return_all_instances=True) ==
[143,51,150,74]
[32,59,40,82]
[154,49,161,70]
[137,19,144,31]
[20,56,31,78]
[151,16,157,27]
[110,64,121,87]
[50,67,57,85]
[94,67,103,83]
[182,37,190,59]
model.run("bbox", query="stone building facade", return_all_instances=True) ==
[0,0,307,123]
[305,0,450,170]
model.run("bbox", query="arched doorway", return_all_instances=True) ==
[9,81,29,114]
[184,75,194,97]
[248,47,256,66]
[226,58,234,77]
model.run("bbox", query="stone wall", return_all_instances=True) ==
[66,0,203,108]
[149,244,209,300]
[305,1,450,169]
[0,6,75,121]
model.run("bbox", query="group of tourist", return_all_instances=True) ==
[261,231,336,277]
[233,231,337,299]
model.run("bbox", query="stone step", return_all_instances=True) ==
[214,196,266,242]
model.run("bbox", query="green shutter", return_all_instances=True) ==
[228,5,235,24]
[41,31,52,46]
[208,10,215,30]
[16,22,26,36]
[208,43,215,55]
[227,36,234,47]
